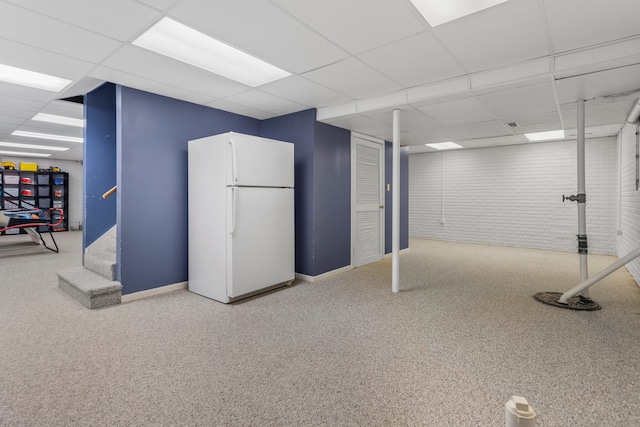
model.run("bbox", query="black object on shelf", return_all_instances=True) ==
[0,170,69,236]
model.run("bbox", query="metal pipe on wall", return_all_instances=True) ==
[559,247,640,304]
[577,99,589,296]
[392,109,400,293]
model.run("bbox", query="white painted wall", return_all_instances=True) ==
[1,157,83,230]
[616,124,640,282]
[409,137,617,255]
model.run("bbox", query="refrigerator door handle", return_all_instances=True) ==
[230,187,237,234]
[228,138,238,183]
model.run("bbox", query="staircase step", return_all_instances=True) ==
[58,267,122,309]
[84,252,116,281]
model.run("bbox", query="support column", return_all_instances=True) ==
[392,109,400,293]
[577,99,588,296]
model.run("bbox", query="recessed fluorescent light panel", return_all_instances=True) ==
[0,142,69,151]
[32,113,84,128]
[425,142,463,150]
[133,18,291,87]
[525,130,565,142]
[0,63,72,92]
[12,130,83,143]
[410,0,510,27]
[0,150,51,158]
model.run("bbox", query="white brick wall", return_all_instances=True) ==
[409,137,617,254]
[617,124,640,281]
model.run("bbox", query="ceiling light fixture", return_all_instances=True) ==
[12,130,83,143]
[425,142,463,150]
[409,0,509,27]
[0,63,72,92]
[32,113,84,128]
[133,17,291,87]
[0,150,51,158]
[0,142,70,151]
[525,130,565,142]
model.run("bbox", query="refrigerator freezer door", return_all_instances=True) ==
[226,133,294,188]
[226,187,294,298]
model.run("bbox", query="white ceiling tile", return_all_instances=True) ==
[408,78,471,105]
[0,95,47,113]
[259,76,352,108]
[471,58,551,89]
[544,0,640,53]
[89,66,214,106]
[0,106,36,121]
[0,116,25,126]
[554,64,640,104]
[0,82,57,107]
[358,32,466,87]
[418,97,497,125]
[41,101,84,120]
[0,38,94,81]
[99,45,248,99]
[509,122,562,136]
[302,58,402,99]
[451,120,512,139]
[272,0,426,54]
[476,82,558,118]
[499,111,562,130]
[170,0,348,74]
[206,99,271,120]
[554,38,640,78]
[365,108,443,132]
[5,0,161,41]
[432,0,549,72]
[381,131,431,146]
[0,3,121,64]
[328,116,392,137]
[222,90,307,117]
[410,127,468,143]
[136,0,180,11]
[561,100,634,129]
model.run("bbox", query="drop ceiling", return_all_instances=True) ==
[0,0,639,161]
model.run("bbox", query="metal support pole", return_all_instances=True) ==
[577,99,589,296]
[392,109,400,293]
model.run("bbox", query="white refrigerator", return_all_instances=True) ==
[188,132,295,303]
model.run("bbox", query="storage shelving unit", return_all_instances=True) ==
[0,170,69,235]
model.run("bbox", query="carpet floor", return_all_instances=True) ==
[1,231,639,426]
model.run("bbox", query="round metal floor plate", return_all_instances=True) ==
[533,292,601,311]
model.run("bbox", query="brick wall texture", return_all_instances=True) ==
[617,124,640,282]
[409,137,618,255]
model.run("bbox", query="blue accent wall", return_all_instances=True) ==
[84,83,410,292]
[385,142,409,254]
[313,121,351,274]
[261,110,351,276]
[115,86,260,294]
[83,83,117,250]
[261,109,316,275]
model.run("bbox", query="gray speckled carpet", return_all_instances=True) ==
[1,231,640,426]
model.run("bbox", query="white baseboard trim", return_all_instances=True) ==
[295,265,353,283]
[383,248,410,259]
[121,281,188,303]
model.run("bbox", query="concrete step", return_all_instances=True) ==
[84,252,116,281]
[58,267,122,309]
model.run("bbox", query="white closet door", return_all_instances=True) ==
[352,135,384,267]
